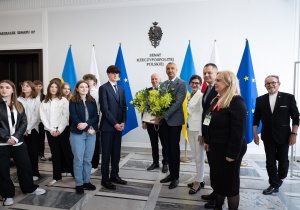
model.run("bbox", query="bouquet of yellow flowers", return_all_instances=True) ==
[132,83,177,121]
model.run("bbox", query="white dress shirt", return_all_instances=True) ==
[18,96,40,134]
[269,92,278,113]
[0,99,22,146]
[40,97,69,134]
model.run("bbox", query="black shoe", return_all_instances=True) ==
[169,179,179,189]
[204,199,216,209]
[147,163,159,171]
[110,176,127,185]
[160,174,172,183]
[101,181,116,190]
[189,185,201,194]
[279,180,283,187]
[75,185,84,195]
[201,191,215,200]
[48,157,52,161]
[83,182,96,190]
[263,185,279,195]
[162,164,168,173]
[187,181,205,188]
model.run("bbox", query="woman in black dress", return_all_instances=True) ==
[203,71,247,210]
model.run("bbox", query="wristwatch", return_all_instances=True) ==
[291,132,298,136]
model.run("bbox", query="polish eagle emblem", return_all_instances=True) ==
[148,22,163,48]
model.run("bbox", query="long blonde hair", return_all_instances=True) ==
[60,82,72,101]
[0,80,24,113]
[214,71,240,108]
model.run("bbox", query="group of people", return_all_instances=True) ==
[0,65,128,206]
[0,62,298,210]
[143,63,299,210]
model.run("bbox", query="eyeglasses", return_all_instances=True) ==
[190,82,201,85]
[265,81,278,86]
[21,85,30,88]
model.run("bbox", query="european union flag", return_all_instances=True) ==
[61,46,78,92]
[179,42,196,143]
[237,40,261,144]
[115,45,138,136]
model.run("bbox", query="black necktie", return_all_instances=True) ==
[114,85,119,99]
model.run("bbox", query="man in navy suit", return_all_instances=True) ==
[153,62,187,189]
[253,75,299,195]
[99,65,127,190]
[199,63,218,209]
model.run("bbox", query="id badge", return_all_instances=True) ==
[203,115,211,126]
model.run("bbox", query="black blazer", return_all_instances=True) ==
[69,99,99,134]
[0,97,27,143]
[39,93,45,102]
[201,85,218,137]
[253,92,299,144]
[99,82,127,132]
[206,95,247,159]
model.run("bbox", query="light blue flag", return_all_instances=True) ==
[61,46,78,92]
[115,45,138,136]
[179,42,196,142]
[237,40,261,144]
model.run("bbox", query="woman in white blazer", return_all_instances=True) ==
[186,75,205,194]
[18,81,41,181]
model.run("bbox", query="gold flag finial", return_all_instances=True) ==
[246,38,248,42]
[214,40,216,42]
[69,44,71,47]
[189,40,191,43]
[93,44,95,47]
[119,43,121,45]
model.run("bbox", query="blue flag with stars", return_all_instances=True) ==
[237,40,261,144]
[115,45,138,136]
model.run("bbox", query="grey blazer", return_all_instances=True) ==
[161,77,187,126]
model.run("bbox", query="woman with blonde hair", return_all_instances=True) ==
[203,71,247,210]
[0,80,45,206]
[60,83,72,101]
[18,81,41,181]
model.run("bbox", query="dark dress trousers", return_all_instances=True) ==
[207,96,247,197]
[159,78,187,180]
[99,82,127,182]
[0,98,38,198]
[38,93,46,156]
[201,85,218,164]
[253,91,299,188]
[144,87,168,165]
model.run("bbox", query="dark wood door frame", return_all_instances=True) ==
[0,49,43,82]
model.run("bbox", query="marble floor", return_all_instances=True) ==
[1,147,300,210]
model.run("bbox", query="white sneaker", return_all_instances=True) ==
[61,173,67,177]
[33,176,39,181]
[91,168,98,174]
[31,188,46,195]
[66,173,72,177]
[3,198,14,206]
[48,179,57,186]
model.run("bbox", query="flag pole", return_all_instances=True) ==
[241,37,249,167]
[180,139,192,163]
[118,42,125,159]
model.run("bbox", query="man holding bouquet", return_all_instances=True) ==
[142,73,168,173]
[152,62,187,189]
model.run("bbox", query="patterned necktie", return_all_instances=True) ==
[114,85,119,99]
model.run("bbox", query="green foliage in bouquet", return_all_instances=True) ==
[132,82,177,116]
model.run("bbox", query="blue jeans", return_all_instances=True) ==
[70,132,96,186]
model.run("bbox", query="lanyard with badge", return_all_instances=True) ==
[203,99,220,126]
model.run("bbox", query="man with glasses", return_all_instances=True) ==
[253,75,299,195]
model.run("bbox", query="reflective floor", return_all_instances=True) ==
[1,147,300,210]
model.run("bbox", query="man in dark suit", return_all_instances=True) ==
[99,65,127,190]
[142,73,168,173]
[33,80,46,162]
[199,63,218,209]
[153,62,187,189]
[253,75,299,195]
